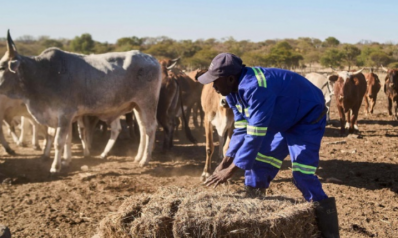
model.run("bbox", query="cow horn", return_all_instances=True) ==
[171,57,180,62]
[6,30,17,59]
[167,61,177,70]
[381,65,388,72]
[352,68,364,75]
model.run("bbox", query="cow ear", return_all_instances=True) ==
[328,75,338,82]
[354,77,359,85]
[8,59,20,73]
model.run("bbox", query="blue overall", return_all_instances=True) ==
[225,67,328,202]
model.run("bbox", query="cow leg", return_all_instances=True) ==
[325,101,331,124]
[133,106,157,166]
[394,100,398,120]
[192,104,200,129]
[28,118,41,150]
[202,119,214,182]
[388,97,393,117]
[350,106,361,133]
[0,115,16,155]
[77,117,90,157]
[3,120,19,144]
[15,116,27,147]
[100,119,122,159]
[370,95,377,114]
[42,127,55,160]
[345,110,351,130]
[50,118,72,173]
[62,124,73,167]
[364,96,369,116]
[337,106,346,135]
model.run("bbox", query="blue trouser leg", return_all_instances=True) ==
[285,117,328,202]
[245,132,289,189]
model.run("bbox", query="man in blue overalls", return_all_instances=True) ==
[200,53,339,238]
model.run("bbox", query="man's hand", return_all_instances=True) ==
[204,162,239,188]
[214,156,234,173]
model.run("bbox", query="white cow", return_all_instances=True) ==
[305,72,335,123]
[0,31,162,173]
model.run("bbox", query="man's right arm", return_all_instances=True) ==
[225,96,247,158]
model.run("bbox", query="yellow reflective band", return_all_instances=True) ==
[236,104,242,113]
[234,120,248,128]
[292,162,317,175]
[256,153,282,169]
[247,125,267,136]
[244,108,250,117]
[252,67,267,88]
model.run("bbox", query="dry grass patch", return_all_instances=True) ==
[96,187,319,238]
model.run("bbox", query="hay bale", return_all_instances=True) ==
[96,187,319,238]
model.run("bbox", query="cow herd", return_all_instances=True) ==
[1,30,398,180]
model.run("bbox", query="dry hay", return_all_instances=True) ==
[97,187,319,238]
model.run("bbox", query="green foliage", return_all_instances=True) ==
[70,33,95,54]
[2,32,398,71]
[320,49,344,68]
[323,37,340,47]
[41,39,63,49]
[388,62,398,69]
[370,51,391,67]
[341,44,361,69]
[263,41,303,68]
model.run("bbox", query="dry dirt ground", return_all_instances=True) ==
[1,77,398,238]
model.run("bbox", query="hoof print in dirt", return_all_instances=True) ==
[0,224,11,238]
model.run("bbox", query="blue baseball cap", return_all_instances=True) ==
[198,53,243,84]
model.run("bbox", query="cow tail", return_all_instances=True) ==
[175,78,197,144]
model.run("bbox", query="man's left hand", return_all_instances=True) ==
[204,163,239,188]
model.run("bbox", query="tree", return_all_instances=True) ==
[264,41,303,68]
[70,33,95,54]
[323,37,340,47]
[370,51,391,67]
[341,44,361,69]
[320,49,344,68]
[304,51,321,71]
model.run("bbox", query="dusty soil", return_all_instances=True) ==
[1,77,398,238]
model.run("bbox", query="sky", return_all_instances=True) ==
[1,0,397,44]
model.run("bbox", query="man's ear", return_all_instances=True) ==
[8,59,20,73]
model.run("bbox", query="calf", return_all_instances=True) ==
[200,83,234,181]
[363,69,381,115]
[381,66,398,120]
[329,69,366,134]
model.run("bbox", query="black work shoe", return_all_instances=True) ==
[244,185,266,197]
[314,197,340,238]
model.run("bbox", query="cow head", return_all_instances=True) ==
[382,66,398,99]
[365,72,381,99]
[330,69,364,103]
[0,30,23,95]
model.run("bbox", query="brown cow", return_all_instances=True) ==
[157,60,196,150]
[381,66,398,120]
[169,68,205,129]
[363,69,381,115]
[200,83,234,181]
[329,69,367,134]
